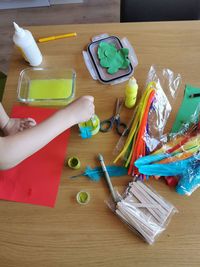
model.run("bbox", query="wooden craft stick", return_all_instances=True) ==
[137,181,174,213]
[133,182,168,217]
[129,185,164,223]
[117,202,157,240]
[117,200,163,244]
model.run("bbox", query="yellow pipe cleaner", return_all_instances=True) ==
[113,82,156,165]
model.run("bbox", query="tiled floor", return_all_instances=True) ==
[0,0,120,73]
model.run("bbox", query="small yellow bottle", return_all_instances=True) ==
[125,77,138,108]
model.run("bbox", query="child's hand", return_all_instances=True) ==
[2,118,36,136]
[68,96,95,124]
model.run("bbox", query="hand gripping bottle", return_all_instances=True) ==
[13,22,42,66]
[125,77,138,108]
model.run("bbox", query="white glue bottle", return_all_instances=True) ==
[13,22,42,67]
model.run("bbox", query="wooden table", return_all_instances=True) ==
[1,21,200,267]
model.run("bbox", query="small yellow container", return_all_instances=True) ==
[67,156,81,170]
[76,191,90,205]
[78,114,100,137]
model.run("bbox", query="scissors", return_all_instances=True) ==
[100,98,128,136]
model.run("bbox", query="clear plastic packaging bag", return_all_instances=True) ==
[106,180,177,245]
[135,108,200,195]
[145,65,181,151]
[176,152,200,195]
[113,65,181,176]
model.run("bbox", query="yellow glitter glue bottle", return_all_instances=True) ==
[125,77,138,108]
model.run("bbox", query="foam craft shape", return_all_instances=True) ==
[98,42,130,74]
[0,105,70,207]
[29,79,73,99]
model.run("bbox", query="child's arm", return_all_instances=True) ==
[0,96,94,170]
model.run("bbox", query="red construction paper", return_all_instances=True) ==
[0,105,70,207]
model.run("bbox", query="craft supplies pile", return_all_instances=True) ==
[83,36,199,244]
[2,24,200,245]
[113,65,199,197]
[83,53,199,243]
[135,121,200,195]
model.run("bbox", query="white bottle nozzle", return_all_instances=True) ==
[129,77,137,86]
[13,22,25,37]
[13,22,20,31]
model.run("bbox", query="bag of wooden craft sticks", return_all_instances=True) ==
[106,180,178,245]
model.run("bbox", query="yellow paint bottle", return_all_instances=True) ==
[125,77,138,108]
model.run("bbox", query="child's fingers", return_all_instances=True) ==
[20,118,37,129]
[26,118,37,126]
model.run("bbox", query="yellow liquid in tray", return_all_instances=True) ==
[28,79,73,100]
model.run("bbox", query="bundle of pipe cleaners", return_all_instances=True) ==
[135,121,200,195]
[114,81,156,177]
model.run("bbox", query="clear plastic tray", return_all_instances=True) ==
[17,67,76,105]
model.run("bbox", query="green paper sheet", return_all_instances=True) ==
[172,84,200,133]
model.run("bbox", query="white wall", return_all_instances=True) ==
[0,0,83,10]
